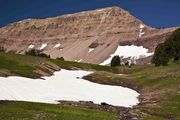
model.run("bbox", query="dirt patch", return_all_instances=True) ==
[138,88,160,108]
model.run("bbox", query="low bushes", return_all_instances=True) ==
[56,57,64,61]
[0,46,5,52]
[25,49,50,58]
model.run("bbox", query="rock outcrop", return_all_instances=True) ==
[0,6,178,64]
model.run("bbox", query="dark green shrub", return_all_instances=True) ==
[110,55,120,67]
[152,43,169,66]
[165,28,180,61]
[125,61,129,66]
[38,53,50,58]
[25,49,41,56]
[25,49,50,58]
[56,57,64,61]
[0,46,5,52]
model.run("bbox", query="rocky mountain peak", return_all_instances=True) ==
[0,6,177,64]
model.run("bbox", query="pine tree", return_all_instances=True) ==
[152,28,180,66]
[110,55,120,67]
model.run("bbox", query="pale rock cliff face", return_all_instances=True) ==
[0,7,177,64]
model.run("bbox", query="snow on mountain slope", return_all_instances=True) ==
[100,45,153,65]
[40,43,47,50]
[54,43,61,48]
[88,48,95,53]
[28,44,34,49]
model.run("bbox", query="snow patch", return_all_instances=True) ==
[75,59,83,62]
[139,24,145,38]
[78,59,83,62]
[140,24,145,29]
[54,43,61,48]
[28,45,34,49]
[100,45,154,65]
[140,29,143,33]
[17,21,22,24]
[0,69,139,107]
[139,32,145,37]
[40,43,47,50]
[88,48,95,53]
[26,18,32,21]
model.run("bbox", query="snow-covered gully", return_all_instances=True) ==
[0,69,139,108]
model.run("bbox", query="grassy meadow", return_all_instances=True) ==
[0,52,179,119]
[0,102,117,120]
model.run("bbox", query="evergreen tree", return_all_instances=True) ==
[152,28,180,66]
[110,55,120,67]
[152,43,169,66]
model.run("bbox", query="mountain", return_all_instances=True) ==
[0,6,177,64]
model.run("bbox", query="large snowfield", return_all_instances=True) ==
[100,45,154,65]
[0,69,139,107]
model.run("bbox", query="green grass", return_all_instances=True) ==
[49,59,121,73]
[121,64,180,119]
[131,64,180,119]
[0,53,36,77]
[82,71,135,88]
[0,52,124,78]
[0,102,117,120]
[129,64,180,89]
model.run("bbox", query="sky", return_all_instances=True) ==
[0,0,180,28]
